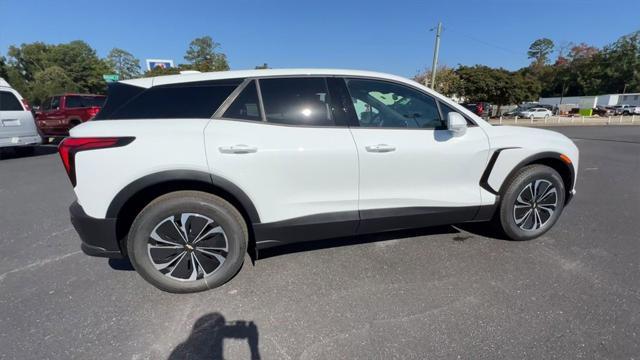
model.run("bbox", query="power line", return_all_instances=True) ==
[444,27,523,56]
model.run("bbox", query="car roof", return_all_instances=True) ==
[0,77,12,88]
[120,68,422,89]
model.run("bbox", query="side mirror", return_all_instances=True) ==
[447,112,467,137]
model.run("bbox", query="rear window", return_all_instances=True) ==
[0,91,24,111]
[65,95,106,108]
[97,79,242,120]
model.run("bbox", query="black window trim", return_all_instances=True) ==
[213,75,346,129]
[211,74,478,129]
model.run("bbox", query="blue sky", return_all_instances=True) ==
[1,0,638,77]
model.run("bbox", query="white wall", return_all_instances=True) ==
[538,96,582,107]
[540,93,640,107]
[617,93,640,106]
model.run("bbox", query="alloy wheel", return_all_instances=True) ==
[147,213,228,281]
[513,179,558,231]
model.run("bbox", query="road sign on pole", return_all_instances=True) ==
[103,74,119,82]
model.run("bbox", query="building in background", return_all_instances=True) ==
[539,93,640,108]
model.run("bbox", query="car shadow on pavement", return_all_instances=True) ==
[168,312,261,360]
[258,225,460,259]
[108,222,509,270]
[0,145,58,160]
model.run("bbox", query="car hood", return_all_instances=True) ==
[483,125,579,164]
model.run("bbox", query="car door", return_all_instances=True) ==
[341,77,490,233]
[0,89,37,141]
[204,77,360,244]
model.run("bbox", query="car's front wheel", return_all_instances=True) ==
[497,165,565,241]
[127,191,248,293]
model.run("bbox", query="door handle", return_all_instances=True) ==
[219,144,258,154]
[365,144,396,153]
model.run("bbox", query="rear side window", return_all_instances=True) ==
[222,80,262,121]
[100,79,242,120]
[66,95,106,108]
[0,91,23,111]
[259,78,334,126]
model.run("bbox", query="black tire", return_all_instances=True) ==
[13,146,36,156]
[127,191,248,293]
[497,165,565,241]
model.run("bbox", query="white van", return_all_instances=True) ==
[0,78,42,154]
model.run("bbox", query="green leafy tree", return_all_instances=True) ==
[5,41,108,103]
[0,56,8,79]
[255,63,269,69]
[30,66,79,105]
[184,36,229,72]
[413,66,461,97]
[455,65,539,113]
[143,65,181,77]
[106,48,141,80]
[528,38,555,67]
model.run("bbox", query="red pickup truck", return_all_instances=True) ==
[36,94,106,139]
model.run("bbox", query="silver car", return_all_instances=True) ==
[0,78,41,154]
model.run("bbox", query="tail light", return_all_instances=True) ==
[21,98,31,111]
[86,107,101,119]
[58,137,135,186]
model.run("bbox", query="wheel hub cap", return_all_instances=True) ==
[513,179,558,231]
[147,213,228,281]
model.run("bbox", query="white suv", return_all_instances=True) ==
[60,69,579,293]
[0,78,41,153]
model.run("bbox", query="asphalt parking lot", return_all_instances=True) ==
[1,126,639,359]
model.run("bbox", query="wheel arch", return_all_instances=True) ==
[497,152,575,204]
[107,170,259,257]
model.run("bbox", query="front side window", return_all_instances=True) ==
[222,80,261,121]
[259,77,333,126]
[0,91,23,111]
[345,79,443,129]
[41,98,52,111]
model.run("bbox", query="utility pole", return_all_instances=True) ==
[430,21,442,89]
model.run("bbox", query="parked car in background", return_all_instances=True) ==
[61,69,579,293]
[0,77,42,154]
[519,107,553,119]
[462,102,492,117]
[593,105,615,117]
[36,94,106,140]
[612,104,640,115]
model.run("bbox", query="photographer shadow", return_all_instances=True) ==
[169,312,261,360]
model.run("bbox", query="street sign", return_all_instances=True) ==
[103,74,119,82]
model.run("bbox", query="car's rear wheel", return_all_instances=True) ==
[497,165,565,241]
[127,191,248,293]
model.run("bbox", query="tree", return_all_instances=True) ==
[30,66,78,105]
[0,56,8,79]
[184,36,229,72]
[528,38,555,67]
[255,63,269,69]
[455,65,539,113]
[5,41,109,103]
[143,65,181,77]
[106,48,141,80]
[413,66,461,97]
